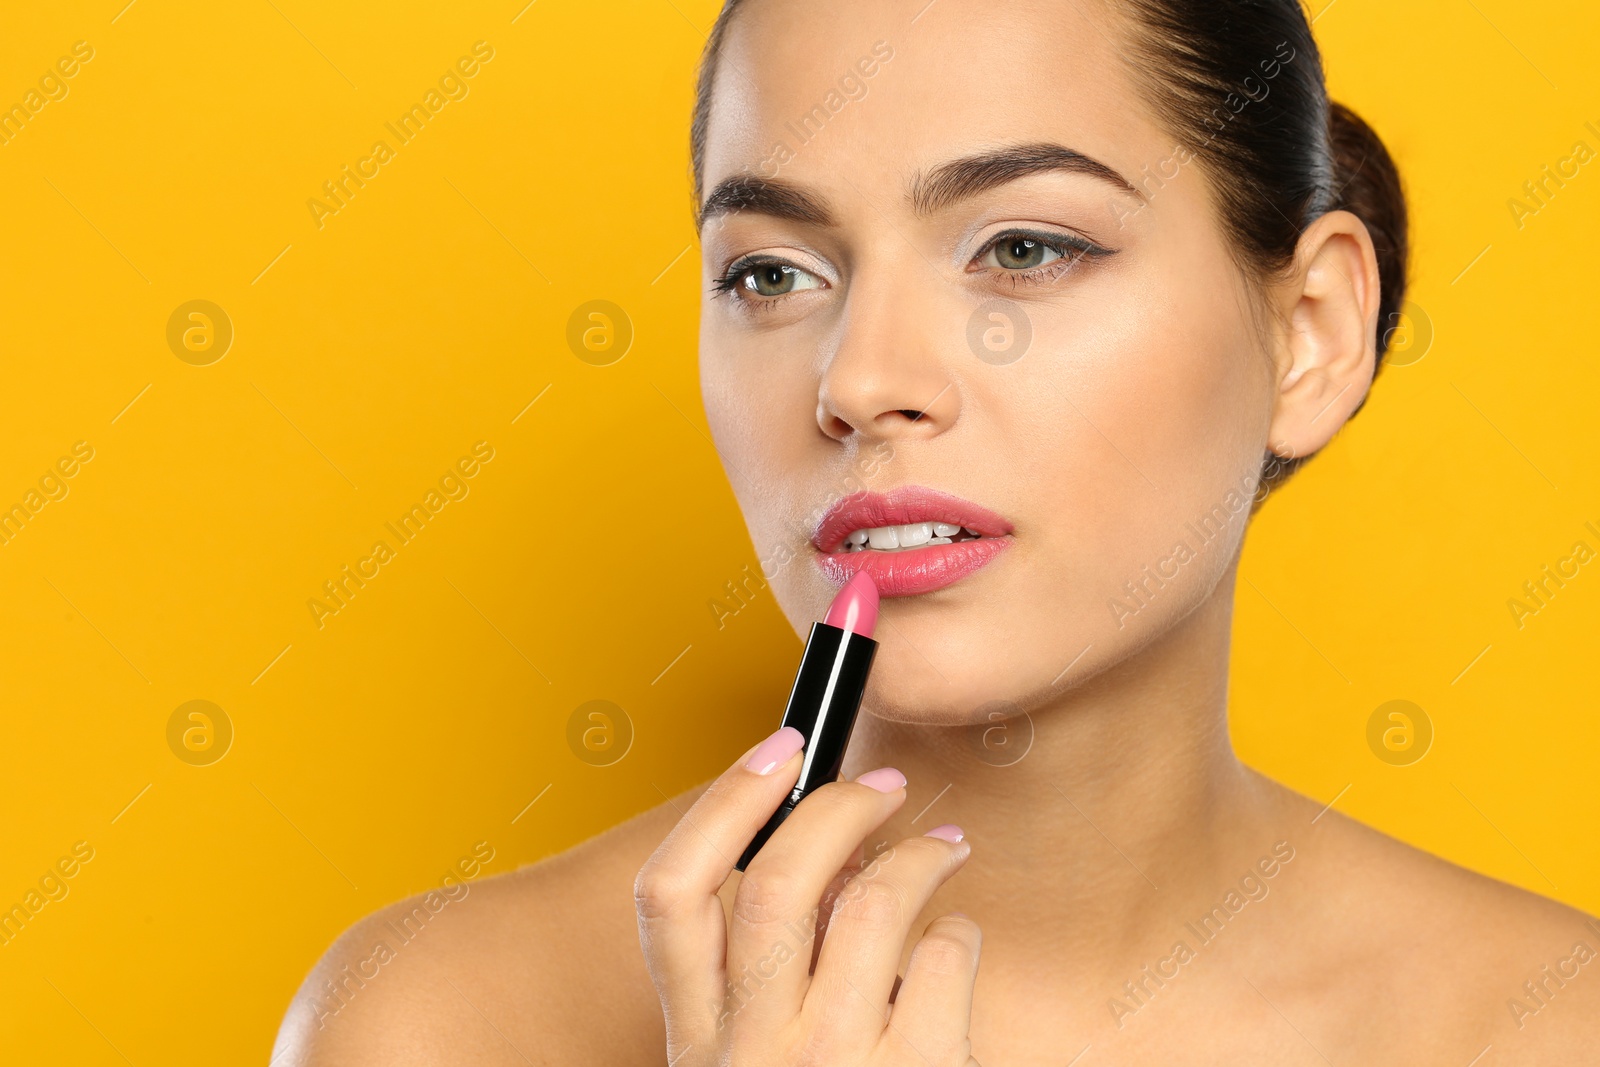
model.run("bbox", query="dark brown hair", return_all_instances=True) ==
[690,0,1408,497]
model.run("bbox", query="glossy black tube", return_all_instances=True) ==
[735,620,878,872]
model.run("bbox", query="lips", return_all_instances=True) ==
[811,485,1014,597]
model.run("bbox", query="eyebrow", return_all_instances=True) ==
[698,174,835,230]
[697,141,1141,230]
[911,143,1143,214]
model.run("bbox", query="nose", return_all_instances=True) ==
[816,279,961,442]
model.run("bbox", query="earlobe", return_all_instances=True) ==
[1266,210,1382,461]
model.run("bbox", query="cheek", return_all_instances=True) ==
[1059,268,1270,509]
[844,273,1267,726]
[700,316,828,626]
[701,318,810,502]
[1015,260,1271,637]
[862,262,1270,719]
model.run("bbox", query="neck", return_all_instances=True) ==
[839,559,1279,974]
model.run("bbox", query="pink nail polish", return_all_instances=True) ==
[745,726,805,775]
[854,767,907,793]
[924,823,964,843]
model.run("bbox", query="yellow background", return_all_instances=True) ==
[1,0,1596,1060]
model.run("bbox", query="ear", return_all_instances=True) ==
[1265,209,1382,463]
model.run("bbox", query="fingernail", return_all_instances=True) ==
[924,823,964,843]
[854,767,907,793]
[744,726,804,775]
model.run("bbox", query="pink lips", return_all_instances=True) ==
[812,486,1015,598]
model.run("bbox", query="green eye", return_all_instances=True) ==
[986,236,1062,270]
[740,263,820,296]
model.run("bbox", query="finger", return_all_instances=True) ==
[633,726,806,1040]
[883,913,983,1065]
[803,826,971,1044]
[811,840,866,975]
[723,767,908,1033]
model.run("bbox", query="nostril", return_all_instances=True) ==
[823,414,854,439]
[897,409,925,421]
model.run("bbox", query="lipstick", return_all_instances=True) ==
[736,570,880,872]
[812,486,1015,598]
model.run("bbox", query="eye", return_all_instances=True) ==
[970,228,1111,285]
[982,235,1063,270]
[714,259,826,299]
[744,263,818,296]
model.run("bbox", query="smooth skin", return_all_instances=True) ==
[275,0,1600,1063]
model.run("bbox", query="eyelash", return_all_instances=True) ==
[710,229,1112,305]
[709,257,793,296]
[972,229,1111,289]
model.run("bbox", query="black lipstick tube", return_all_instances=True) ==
[735,619,878,872]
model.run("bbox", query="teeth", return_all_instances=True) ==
[899,522,933,547]
[839,521,986,552]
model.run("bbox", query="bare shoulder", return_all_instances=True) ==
[1255,773,1600,1062]
[272,782,709,1066]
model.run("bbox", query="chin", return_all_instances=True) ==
[845,548,1236,728]
[849,602,1097,727]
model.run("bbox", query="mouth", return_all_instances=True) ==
[811,485,1014,597]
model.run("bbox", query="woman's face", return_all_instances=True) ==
[698,0,1280,724]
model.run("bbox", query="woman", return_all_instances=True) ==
[275,0,1599,1062]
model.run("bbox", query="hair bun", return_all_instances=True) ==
[1327,101,1409,363]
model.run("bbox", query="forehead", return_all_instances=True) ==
[700,0,1166,201]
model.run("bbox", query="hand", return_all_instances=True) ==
[635,725,980,1066]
